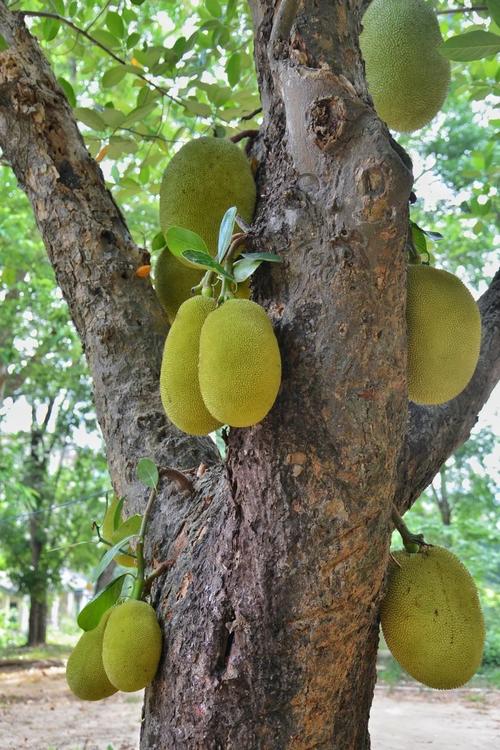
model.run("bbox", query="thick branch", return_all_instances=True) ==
[396,267,500,514]
[0,5,218,513]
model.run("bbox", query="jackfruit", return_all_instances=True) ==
[407,265,481,404]
[360,0,450,132]
[102,599,162,692]
[198,299,281,427]
[154,248,252,325]
[102,497,139,568]
[160,295,222,435]
[154,248,203,324]
[381,546,485,689]
[66,609,117,701]
[159,137,256,266]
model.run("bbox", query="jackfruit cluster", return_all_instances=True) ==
[66,600,162,700]
[360,0,450,132]
[406,265,481,405]
[155,137,256,323]
[381,546,485,689]
[160,297,281,434]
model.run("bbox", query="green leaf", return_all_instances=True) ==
[181,251,235,280]
[94,534,138,579]
[217,206,238,262]
[102,66,129,88]
[91,29,121,50]
[106,11,125,39]
[487,0,500,26]
[113,514,142,542]
[206,0,222,17]
[183,99,212,117]
[99,108,126,128]
[152,232,166,251]
[233,257,262,282]
[57,78,76,107]
[77,574,127,631]
[127,32,142,49]
[440,31,500,61]
[0,34,9,51]
[166,227,210,259]
[411,223,427,254]
[121,103,158,127]
[42,18,60,42]
[74,107,106,131]
[226,53,241,87]
[136,457,159,488]
[240,252,282,263]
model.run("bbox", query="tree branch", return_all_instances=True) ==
[396,267,500,514]
[436,6,488,14]
[19,10,183,107]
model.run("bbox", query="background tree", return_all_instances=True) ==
[0,0,498,747]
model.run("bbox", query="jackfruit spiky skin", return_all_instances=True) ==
[66,609,117,701]
[198,299,281,427]
[154,248,203,324]
[381,547,485,689]
[102,600,162,692]
[360,0,450,132]
[159,137,256,266]
[154,248,252,324]
[407,265,481,405]
[160,295,222,435]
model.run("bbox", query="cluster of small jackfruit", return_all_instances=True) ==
[406,265,481,405]
[160,295,281,434]
[155,137,256,323]
[66,600,162,700]
[381,546,485,689]
[360,0,451,132]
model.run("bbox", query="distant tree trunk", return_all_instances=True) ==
[27,592,47,646]
[1,1,499,747]
[431,466,452,526]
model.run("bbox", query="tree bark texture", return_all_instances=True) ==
[1,1,499,748]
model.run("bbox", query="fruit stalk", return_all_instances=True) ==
[391,504,426,552]
[131,485,158,601]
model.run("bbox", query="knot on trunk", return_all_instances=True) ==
[309,95,348,152]
[355,160,394,223]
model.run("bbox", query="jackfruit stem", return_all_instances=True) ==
[391,505,427,552]
[93,522,137,559]
[219,233,249,304]
[131,485,158,601]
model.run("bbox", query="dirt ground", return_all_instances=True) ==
[0,664,499,749]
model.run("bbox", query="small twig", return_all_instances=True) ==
[20,11,183,107]
[160,466,194,494]
[241,107,262,121]
[92,521,137,558]
[230,129,259,144]
[436,5,487,14]
[142,559,175,596]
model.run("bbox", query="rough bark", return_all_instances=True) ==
[1,1,499,748]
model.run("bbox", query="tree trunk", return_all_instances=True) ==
[1,2,499,748]
[27,592,47,646]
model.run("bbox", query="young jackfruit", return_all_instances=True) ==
[381,547,485,689]
[360,0,450,132]
[160,295,222,435]
[407,265,481,404]
[154,248,203,324]
[102,599,162,692]
[154,248,252,325]
[66,609,117,701]
[101,497,140,568]
[198,299,281,427]
[159,137,256,265]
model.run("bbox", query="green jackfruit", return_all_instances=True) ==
[154,248,252,325]
[154,248,203,324]
[102,497,140,568]
[160,295,222,435]
[159,137,256,266]
[381,547,485,689]
[198,299,281,427]
[66,609,117,701]
[102,599,162,692]
[407,265,481,405]
[360,0,450,132]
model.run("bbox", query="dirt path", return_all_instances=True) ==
[0,665,499,749]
